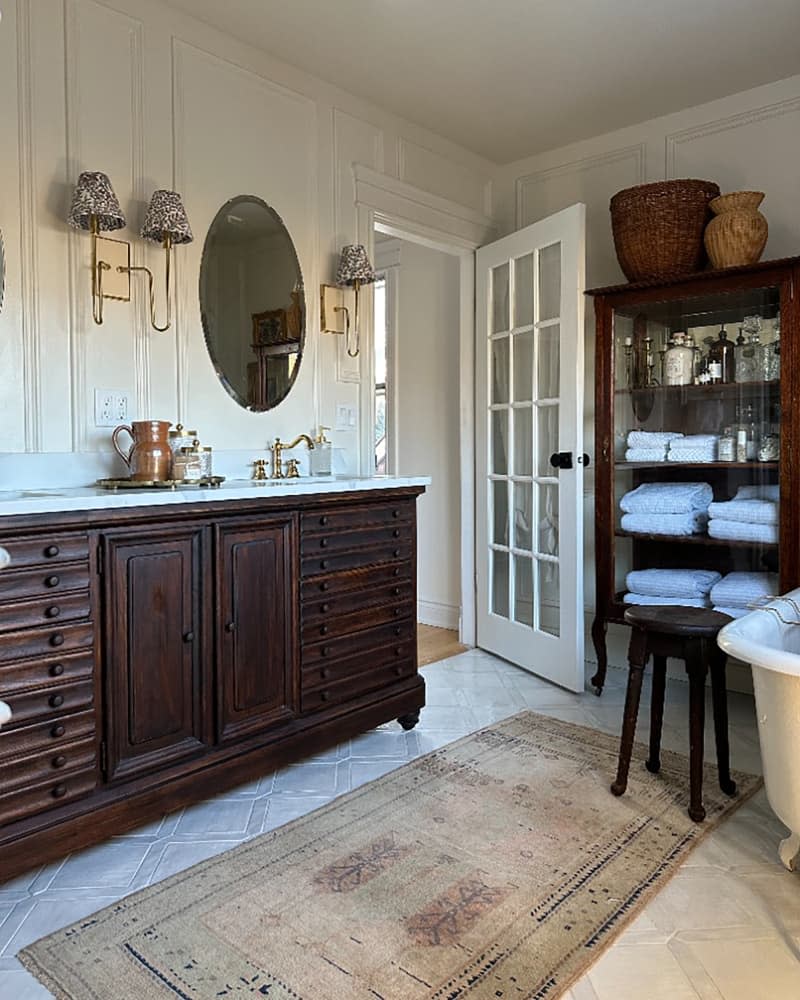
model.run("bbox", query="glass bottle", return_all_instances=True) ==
[762,315,781,381]
[664,331,694,386]
[718,426,736,462]
[734,326,759,383]
[736,404,758,462]
[708,327,735,383]
[173,440,203,481]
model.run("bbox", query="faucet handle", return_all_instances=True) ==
[285,458,301,478]
[252,458,268,481]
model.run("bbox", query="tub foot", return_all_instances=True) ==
[778,832,800,872]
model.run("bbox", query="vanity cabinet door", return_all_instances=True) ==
[217,516,298,743]
[103,527,210,781]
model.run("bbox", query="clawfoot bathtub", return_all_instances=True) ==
[718,591,800,871]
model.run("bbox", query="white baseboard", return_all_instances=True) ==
[417,600,460,631]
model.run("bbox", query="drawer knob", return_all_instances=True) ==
[320,538,329,548]
[394,587,401,596]
[52,783,67,799]
[45,575,60,588]
[320,690,330,702]
[321,667,331,679]
[393,568,401,577]
[183,631,195,642]
[393,528,401,538]
[320,624,329,636]
[49,693,64,708]
[50,663,64,677]
[52,755,67,769]
[320,602,330,613]
[225,621,236,633]
[44,545,60,558]
[393,549,401,558]
[45,606,61,619]
[320,515,329,526]
[320,582,330,592]
[392,509,400,518]
[394,626,402,636]
[50,633,65,647]
[51,724,65,738]
[320,559,328,570]
[395,665,404,676]
[321,645,331,657]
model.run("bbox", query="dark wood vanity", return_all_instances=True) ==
[0,485,425,881]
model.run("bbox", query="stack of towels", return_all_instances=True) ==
[708,484,779,544]
[620,481,713,536]
[625,431,682,463]
[667,434,718,463]
[710,571,779,619]
[624,568,721,608]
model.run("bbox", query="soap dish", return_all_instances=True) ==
[96,476,226,490]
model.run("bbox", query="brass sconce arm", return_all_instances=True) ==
[118,235,173,333]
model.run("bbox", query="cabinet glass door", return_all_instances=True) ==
[612,284,781,616]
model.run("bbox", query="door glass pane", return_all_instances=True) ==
[493,480,509,545]
[538,243,561,322]
[537,559,560,636]
[514,253,534,328]
[513,481,533,552]
[514,555,533,626]
[492,410,508,475]
[537,322,560,400]
[537,404,559,476]
[491,337,510,403]
[538,483,559,557]
[513,407,532,477]
[492,262,510,333]
[492,550,509,617]
[513,329,534,403]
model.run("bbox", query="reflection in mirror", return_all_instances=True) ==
[200,196,304,411]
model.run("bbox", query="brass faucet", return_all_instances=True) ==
[271,434,315,479]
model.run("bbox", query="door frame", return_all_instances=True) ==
[352,165,496,645]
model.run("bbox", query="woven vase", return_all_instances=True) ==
[704,191,768,269]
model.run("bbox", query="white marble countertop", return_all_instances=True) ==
[0,476,431,518]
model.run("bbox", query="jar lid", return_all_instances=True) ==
[170,427,198,437]
[179,446,201,454]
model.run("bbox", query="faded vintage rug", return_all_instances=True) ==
[21,712,759,999]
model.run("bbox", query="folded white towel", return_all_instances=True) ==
[625,448,667,462]
[620,482,713,514]
[621,511,708,536]
[707,519,778,544]
[707,499,779,525]
[710,571,778,608]
[668,434,720,450]
[736,484,780,502]
[667,447,718,463]
[624,593,710,608]
[627,431,683,449]
[713,605,750,619]
[626,568,721,598]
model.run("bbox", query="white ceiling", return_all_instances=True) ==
[164,0,800,164]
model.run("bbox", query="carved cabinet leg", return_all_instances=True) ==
[591,616,609,696]
[397,711,420,731]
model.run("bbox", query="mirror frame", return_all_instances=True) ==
[0,230,5,315]
[199,195,305,412]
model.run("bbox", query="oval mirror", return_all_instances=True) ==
[200,196,305,411]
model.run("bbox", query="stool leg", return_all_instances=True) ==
[710,648,736,796]
[646,655,667,774]
[686,648,707,822]
[611,628,648,798]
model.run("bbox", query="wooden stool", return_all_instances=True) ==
[611,606,737,822]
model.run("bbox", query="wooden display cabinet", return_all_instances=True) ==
[587,256,800,694]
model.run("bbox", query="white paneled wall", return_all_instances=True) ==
[0,0,494,478]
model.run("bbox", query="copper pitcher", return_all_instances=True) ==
[112,420,172,481]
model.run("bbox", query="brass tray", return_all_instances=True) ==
[96,476,226,491]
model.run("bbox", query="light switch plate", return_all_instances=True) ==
[335,404,357,431]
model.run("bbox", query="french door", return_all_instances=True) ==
[475,204,586,691]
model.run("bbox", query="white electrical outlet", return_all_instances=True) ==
[335,404,357,431]
[94,389,131,427]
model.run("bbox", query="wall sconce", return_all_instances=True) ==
[68,173,193,331]
[320,243,376,357]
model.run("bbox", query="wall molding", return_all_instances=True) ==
[418,599,460,631]
[171,35,189,422]
[129,16,149,422]
[665,96,800,178]
[17,0,42,452]
[515,143,646,228]
[397,136,492,218]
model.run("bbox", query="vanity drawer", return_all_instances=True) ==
[301,541,413,579]
[0,650,95,695]
[301,656,417,714]
[301,618,416,668]
[300,523,412,558]
[0,591,91,634]
[302,642,414,690]
[302,600,415,644]
[0,736,97,794]
[302,579,414,623]
[0,621,94,664]
[0,562,91,603]
[2,680,94,729]
[0,535,90,570]
[0,709,96,762]
[301,562,413,601]
[301,500,414,535]
[0,767,97,826]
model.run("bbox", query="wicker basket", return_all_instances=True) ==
[610,179,720,282]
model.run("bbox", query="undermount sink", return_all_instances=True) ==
[216,476,335,487]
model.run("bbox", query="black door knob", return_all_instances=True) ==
[577,453,591,467]
[549,452,573,470]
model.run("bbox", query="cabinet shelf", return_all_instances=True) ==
[615,380,779,397]
[615,529,777,550]
[616,461,778,471]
